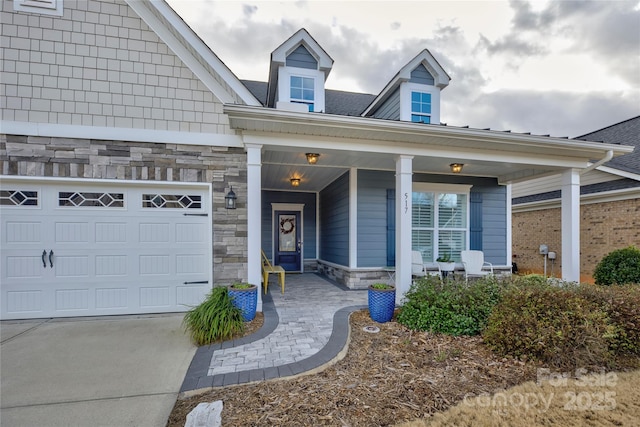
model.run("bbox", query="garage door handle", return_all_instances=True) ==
[42,250,47,268]
[183,280,208,284]
[49,250,54,268]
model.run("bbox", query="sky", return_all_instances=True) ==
[165,0,640,138]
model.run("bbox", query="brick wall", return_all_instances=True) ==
[1,133,249,285]
[1,0,235,133]
[513,198,640,278]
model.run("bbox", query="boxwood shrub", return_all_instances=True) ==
[593,246,640,286]
[397,275,505,336]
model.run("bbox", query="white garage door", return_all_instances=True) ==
[0,178,212,320]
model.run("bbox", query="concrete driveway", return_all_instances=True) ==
[0,313,196,427]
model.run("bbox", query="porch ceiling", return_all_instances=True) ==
[225,105,634,192]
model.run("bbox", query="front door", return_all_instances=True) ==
[274,211,301,271]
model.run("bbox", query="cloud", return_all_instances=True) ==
[166,0,638,137]
[443,89,639,137]
[242,4,258,18]
[507,0,640,87]
[476,33,548,57]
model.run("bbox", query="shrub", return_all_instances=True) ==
[183,286,245,345]
[593,246,640,286]
[397,276,505,336]
[513,274,549,287]
[578,284,640,355]
[483,284,614,369]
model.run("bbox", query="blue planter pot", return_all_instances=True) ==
[368,285,396,323]
[228,285,257,322]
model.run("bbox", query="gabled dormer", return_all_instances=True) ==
[266,29,334,113]
[363,50,450,124]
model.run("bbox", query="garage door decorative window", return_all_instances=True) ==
[59,192,124,207]
[0,190,38,206]
[142,194,202,209]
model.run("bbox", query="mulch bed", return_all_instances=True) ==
[168,310,539,426]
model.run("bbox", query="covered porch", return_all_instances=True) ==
[226,105,632,311]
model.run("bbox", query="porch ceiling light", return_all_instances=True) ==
[305,153,320,164]
[225,186,237,209]
[450,163,464,174]
[290,177,301,187]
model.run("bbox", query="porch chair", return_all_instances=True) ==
[412,251,442,280]
[261,250,285,294]
[424,261,442,279]
[460,250,493,282]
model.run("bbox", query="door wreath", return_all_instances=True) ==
[280,217,295,234]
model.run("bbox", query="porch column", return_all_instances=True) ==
[395,155,413,304]
[561,168,580,282]
[349,167,358,268]
[246,143,263,311]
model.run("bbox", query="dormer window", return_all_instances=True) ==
[290,75,315,112]
[363,50,450,124]
[400,82,440,124]
[411,91,432,124]
[266,29,334,112]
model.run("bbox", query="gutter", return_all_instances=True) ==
[580,150,613,175]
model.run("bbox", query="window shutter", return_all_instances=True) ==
[386,189,395,266]
[470,192,483,250]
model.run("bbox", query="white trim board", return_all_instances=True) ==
[1,121,243,147]
[512,187,640,212]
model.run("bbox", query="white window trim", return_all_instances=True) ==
[14,0,63,16]
[277,66,326,113]
[400,82,440,125]
[412,183,472,262]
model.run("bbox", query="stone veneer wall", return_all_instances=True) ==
[513,198,640,278]
[0,133,248,285]
[317,261,391,289]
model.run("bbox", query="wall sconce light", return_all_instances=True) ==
[450,163,464,174]
[290,178,301,187]
[225,186,237,209]
[305,153,320,165]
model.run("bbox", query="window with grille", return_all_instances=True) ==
[142,194,202,209]
[290,75,315,111]
[58,192,124,208]
[410,91,431,124]
[0,190,39,206]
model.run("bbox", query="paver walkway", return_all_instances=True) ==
[180,273,368,392]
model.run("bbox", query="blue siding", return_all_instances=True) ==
[410,64,435,85]
[412,174,507,265]
[357,170,395,267]
[372,88,400,120]
[472,185,507,265]
[316,171,507,268]
[319,172,350,265]
[286,45,317,70]
[262,191,317,260]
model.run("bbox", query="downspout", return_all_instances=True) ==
[580,150,613,175]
